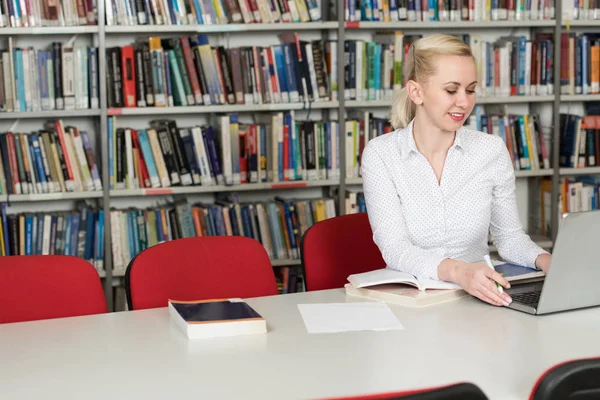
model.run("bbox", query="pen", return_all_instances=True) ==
[484,255,503,294]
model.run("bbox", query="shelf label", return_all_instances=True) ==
[107,108,123,116]
[345,21,360,29]
[144,188,173,195]
[271,182,308,189]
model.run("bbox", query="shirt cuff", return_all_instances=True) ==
[528,248,550,270]
[424,252,448,281]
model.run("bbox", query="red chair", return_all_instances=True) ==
[529,358,600,400]
[0,255,108,324]
[301,213,386,291]
[125,236,279,310]
[320,382,488,399]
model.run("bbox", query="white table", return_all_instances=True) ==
[2,289,600,400]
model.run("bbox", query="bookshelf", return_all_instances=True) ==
[3,0,600,311]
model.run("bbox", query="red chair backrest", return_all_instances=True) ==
[126,236,279,310]
[529,357,600,400]
[0,256,107,324]
[301,212,386,291]
[320,382,488,399]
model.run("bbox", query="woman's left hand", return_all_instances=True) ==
[535,253,552,273]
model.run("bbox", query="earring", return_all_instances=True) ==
[415,99,422,104]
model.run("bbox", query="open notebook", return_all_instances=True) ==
[345,269,466,307]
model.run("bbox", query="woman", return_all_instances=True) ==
[361,34,551,307]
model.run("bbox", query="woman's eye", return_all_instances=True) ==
[466,90,476,94]
[446,90,457,94]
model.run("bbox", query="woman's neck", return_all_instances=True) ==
[412,115,456,158]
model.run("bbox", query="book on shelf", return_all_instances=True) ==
[0,39,99,113]
[0,203,104,270]
[0,0,97,27]
[106,0,322,26]
[168,298,267,339]
[345,112,392,179]
[344,0,555,22]
[109,197,337,274]
[562,0,600,19]
[108,115,340,191]
[559,114,600,169]
[0,121,102,195]
[470,109,552,171]
[344,188,366,214]
[106,34,335,108]
[558,32,600,96]
[345,268,466,307]
[342,32,554,105]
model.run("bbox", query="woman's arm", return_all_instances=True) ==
[361,142,447,280]
[489,138,550,269]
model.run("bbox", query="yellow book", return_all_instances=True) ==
[523,115,536,170]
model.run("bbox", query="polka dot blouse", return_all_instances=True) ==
[361,120,549,280]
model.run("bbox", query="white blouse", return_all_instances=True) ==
[360,121,548,280]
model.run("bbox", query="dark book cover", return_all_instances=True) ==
[170,299,263,323]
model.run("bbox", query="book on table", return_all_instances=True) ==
[168,298,267,339]
[345,268,467,307]
[492,261,546,284]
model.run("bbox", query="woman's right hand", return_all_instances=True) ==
[439,260,513,306]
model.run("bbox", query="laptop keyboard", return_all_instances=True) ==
[512,290,542,306]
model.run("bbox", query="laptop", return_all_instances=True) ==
[505,210,600,315]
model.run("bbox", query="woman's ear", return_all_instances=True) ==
[405,80,423,105]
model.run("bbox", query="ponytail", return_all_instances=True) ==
[390,88,415,129]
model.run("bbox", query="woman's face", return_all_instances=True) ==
[417,55,477,132]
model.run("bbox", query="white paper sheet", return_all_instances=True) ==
[297,302,405,334]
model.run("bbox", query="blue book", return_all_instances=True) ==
[108,117,115,189]
[64,214,72,256]
[495,262,545,282]
[137,130,160,187]
[71,213,80,257]
[273,46,289,102]
[155,210,165,243]
[25,215,33,255]
[35,215,44,255]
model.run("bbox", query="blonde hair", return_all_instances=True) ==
[390,34,474,129]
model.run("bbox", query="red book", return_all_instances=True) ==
[121,46,137,108]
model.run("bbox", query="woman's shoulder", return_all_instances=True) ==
[364,127,407,155]
[459,126,506,154]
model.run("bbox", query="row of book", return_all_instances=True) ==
[345,113,393,178]
[0,0,96,27]
[344,0,556,21]
[562,0,600,20]
[0,204,104,271]
[107,34,334,108]
[561,32,600,96]
[471,110,551,171]
[345,188,366,214]
[0,121,102,195]
[106,0,321,26]
[0,41,99,113]
[343,32,555,102]
[470,34,555,98]
[110,197,337,274]
[559,114,600,169]
[539,177,600,236]
[560,177,600,213]
[107,114,339,190]
[275,266,303,294]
